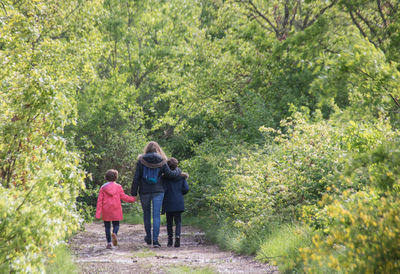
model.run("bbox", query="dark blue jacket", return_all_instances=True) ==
[131,153,181,196]
[162,175,189,213]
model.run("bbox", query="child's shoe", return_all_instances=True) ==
[112,233,118,246]
[174,237,180,248]
[106,243,112,249]
[167,237,173,247]
[153,241,161,248]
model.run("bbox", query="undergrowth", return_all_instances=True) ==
[45,244,78,274]
[186,214,313,273]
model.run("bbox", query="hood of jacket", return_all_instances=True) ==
[138,152,166,168]
[102,182,118,196]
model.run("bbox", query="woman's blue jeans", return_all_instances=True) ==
[140,192,164,242]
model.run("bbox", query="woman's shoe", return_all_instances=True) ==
[144,236,152,245]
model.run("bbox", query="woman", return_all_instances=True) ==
[131,141,182,248]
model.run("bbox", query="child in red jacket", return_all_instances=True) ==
[96,169,136,249]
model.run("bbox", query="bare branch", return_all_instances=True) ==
[302,11,310,29]
[385,1,398,13]
[126,41,132,70]
[133,65,159,88]
[348,10,378,48]
[244,0,279,36]
[390,94,400,109]
[282,1,290,29]
[15,183,36,212]
[377,0,387,27]
[289,1,299,29]
[0,0,7,16]
[306,0,338,28]
[354,9,383,45]
[247,13,274,32]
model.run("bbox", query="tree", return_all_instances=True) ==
[236,0,337,41]
[0,0,101,271]
[339,0,400,63]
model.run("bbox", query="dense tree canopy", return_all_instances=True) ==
[1,0,399,272]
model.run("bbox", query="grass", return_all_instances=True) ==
[121,211,144,224]
[256,223,313,273]
[45,244,78,274]
[133,248,157,258]
[121,203,144,224]
[185,214,268,255]
[122,210,168,225]
[186,214,313,273]
[124,209,311,272]
[165,265,217,274]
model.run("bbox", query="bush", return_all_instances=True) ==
[257,224,313,273]
[302,136,400,273]
[184,110,398,272]
[45,244,78,274]
[302,191,400,273]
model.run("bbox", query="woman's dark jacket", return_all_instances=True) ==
[162,175,189,213]
[131,153,181,196]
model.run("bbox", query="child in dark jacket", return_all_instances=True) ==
[162,157,189,247]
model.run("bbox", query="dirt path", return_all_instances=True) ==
[69,222,278,273]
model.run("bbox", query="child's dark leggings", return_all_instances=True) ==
[104,221,119,243]
[166,212,182,238]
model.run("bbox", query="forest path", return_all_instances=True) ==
[69,222,278,273]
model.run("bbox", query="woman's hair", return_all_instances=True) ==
[143,141,167,160]
[167,157,179,170]
[105,169,118,182]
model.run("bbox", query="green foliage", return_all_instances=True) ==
[348,135,400,192]
[195,110,346,227]
[0,0,100,271]
[186,109,397,272]
[2,0,400,272]
[165,265,216,274]
[45,244,78,274]
[72,77,148,192]
[338,0,400,63]
[257,224,313,273]
[309,32,400,118]
[121,203,144,224]
[185,213,268,255]
[301,133,400,273]
[302,191,400,273]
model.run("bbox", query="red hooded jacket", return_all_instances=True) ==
[95,182,136,221]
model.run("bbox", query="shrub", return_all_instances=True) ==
[257,224,313,273]
[302,191,400,273]
[45,244,78,274]
[302,136,400,273]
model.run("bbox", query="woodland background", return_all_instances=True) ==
[1,0,400,272]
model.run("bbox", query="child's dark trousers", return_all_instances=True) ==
[104,221,119,243]
[166,212,182,238]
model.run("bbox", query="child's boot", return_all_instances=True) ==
[167,223,173,247]
[174,237,180,248]
[112,233,118,246]
[167,236,173,247]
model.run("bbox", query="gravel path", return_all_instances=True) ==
[69,223,278,273]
